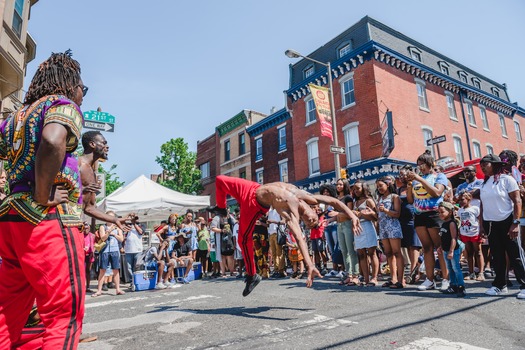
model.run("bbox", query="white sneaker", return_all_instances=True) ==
[335,271,344,279]
[516,290,525,299]
[440,279,450,291]
[156,282,167,289]
[417,278,436,291]
[485,286,508,296]
[329,270,338,277]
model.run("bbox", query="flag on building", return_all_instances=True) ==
[308,84,333,141]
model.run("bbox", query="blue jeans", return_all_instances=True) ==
[444,249,464,287]
[126,252,140,281]
[324,224,338,256]
[337,221,359,275]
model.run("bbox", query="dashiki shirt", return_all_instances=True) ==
[0,95,84,227]
[412,172,448,215]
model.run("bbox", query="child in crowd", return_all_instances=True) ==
[287,230,305,278]
[195,217,210,278]
[309,205,328,276]
[457,192,484,281]
[437,202,466,297]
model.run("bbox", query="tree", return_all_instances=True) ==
[155,138,203,194]
[98,163,125,196]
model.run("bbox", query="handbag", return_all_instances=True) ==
[94,240,107,253]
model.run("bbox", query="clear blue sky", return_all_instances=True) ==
[25,0,525,184]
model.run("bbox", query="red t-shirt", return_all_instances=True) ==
[309,216,326,239]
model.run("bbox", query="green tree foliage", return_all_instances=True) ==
[155,138,203,194]
[98,163,125,196]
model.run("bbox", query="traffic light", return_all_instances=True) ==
[340,168,347,179]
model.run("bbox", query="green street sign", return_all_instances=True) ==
[83,110,116,124]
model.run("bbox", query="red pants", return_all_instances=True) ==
[215,175,268,276]
[0,210,85,349]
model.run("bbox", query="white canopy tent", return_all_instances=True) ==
[96,174,210,222]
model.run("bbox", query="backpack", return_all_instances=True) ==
[220,216,235,254]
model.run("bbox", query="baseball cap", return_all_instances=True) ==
[480,154,503,164]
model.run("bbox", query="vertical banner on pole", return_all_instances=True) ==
[309,84,333,141]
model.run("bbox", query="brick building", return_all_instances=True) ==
[284,16,525,191]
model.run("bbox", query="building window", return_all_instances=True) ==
[343,123,361,164]
[304,65,314,79]
[199,162,210,179]
[408,47,422,62]
[338,43,351,58]
[479,106,489,130]
[238,133,245,155]
[492,88,500,98]
[278,127,286,151]
[472,141,481,158]
[255,137,263,161]
[445,92,457,120]
[472,78,481,89]
[416,79,429,110]
[255,169,264,184]
[438,61,449,76]
[305,96,316,124]
[465,100,476,126]
[458,71,468,83]
[340,74,355,108]
[499,114,507,137]
[279,160,289,183]
[240,170,246,179]
[422,128,434,157]
[486,144,494,155]
[307,139,320,176]
[12,0,24,37]
[514,121,522,142]
[224,140,230,161]
[453,136,464,164]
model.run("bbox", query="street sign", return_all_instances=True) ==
[83,120,115,132]
[426,135,446,146]
[330,145,345,154]
[84,110,116,124]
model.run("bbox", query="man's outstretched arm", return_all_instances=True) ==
[312,194,362,234]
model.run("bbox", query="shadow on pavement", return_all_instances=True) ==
[182,305,313,321]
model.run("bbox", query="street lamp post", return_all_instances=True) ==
[285,49,341,180]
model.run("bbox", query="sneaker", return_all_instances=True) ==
[156,282,167,289]
[328,270,338,277]
[102,283,108,291]
[464,273,476,280]
[236,273,244,279]
[517,290,525,299]
[182,277,190,284]
[484,269,494,278]
[242,274,262,297]
[440,279,450,291]
[320,268,328,276]
[131,284,136,292]
[335,271,345,279]
[108,282,116,289]
[206,205,227,217]
[485,286,508,296]
[475,273,485,281]
[457,286,466,298]
[417,278,436,291]
[441,286,458,294]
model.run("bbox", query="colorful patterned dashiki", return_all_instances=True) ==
[0,95,84,227]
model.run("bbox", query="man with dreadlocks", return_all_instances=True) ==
[0,51,89,348]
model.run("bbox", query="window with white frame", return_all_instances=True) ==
[458,71,468,83]
[306,139,320,175]
[486,144,494,155]
[238,133,246,155]
[415,79,428,110]
[465,100,476,126]
[409,47,422,62]
[199,162,210,179]
[472,141,481,158]
[479,106,489,130]
[472,78,481,89]
[338,43,351,58]
[255,168,264,184]
[422,128,434,157]
[340,73,355,107]
[445,92,457,120]
[304,65,314,79]
[278,126,286,151]
[224,140,230,161]
[12,0,23,37]
[279,160,289,183]
[514,121,522,142]
[305,96,316,124]
[343,123,361,164]
[255,137,263,161]
[499,113,507,137]
[438,61,450,76]
[492,87,500,98]
[453,136,464,164]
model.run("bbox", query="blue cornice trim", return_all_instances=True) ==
[246,108,290,136]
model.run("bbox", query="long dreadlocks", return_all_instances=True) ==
[24,50,81,105]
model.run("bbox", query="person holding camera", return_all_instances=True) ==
[123,213,143,291]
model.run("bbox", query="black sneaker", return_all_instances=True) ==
[206,206,228,217]
[242,274,262,297]
[441,286,458,294]
[456,285,466,298]
[320,268,328,276]
[102,283,108,291]
[108,282,115,289]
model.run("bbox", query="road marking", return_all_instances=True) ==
[86,297,148,309]
[399,337,489,350]
[158,321,202,334]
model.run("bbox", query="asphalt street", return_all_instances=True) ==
[78,272,524,350]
